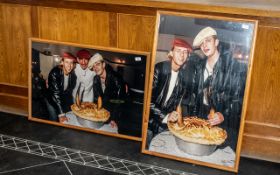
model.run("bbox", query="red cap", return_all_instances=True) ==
[172,38,193,52]
[76,49,91,60]
[61,52,77,62]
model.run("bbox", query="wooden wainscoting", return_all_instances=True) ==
[0,3,32,86]
[242,121,280,162]
[37,6,111,47]
[240,25,280,162]
[118,13,155,52]
[245,26,280,124]
[0,83,28,115]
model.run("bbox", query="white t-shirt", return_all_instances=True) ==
[164,70,179,104]
[72,64,96,102]
[64,75,69,91]
[162,70,179,123]
[203,62,213,105]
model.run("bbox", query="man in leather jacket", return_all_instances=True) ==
[149,38,193,137]
[46,52,77,122]
[88,53,126,129]
[192,27,247,150]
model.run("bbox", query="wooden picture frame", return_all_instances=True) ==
[141,11,258,172]
[29,38,150,141]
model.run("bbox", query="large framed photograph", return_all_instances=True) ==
[141,11,258,172]
[29,38,150,141]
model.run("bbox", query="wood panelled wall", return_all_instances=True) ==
[37,7,155,50]
[118,14,155,51]
[37,7,111,46]
[0,4,31,85]
[0,2,279,163]
[242,25,280,162]
[0,4,155,86]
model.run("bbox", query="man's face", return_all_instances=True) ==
[62,58,75,75]
[92,61,105,76]
[78,58,89,70]
[171,46,189,67]
[200,36,219,57]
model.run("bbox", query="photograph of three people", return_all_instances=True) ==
[29,11,258,172]
[30,40,149,141]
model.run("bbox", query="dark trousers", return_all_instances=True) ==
[45,99,59,122]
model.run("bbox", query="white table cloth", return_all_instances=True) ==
[149,131,235,167]
[63,111,118,134]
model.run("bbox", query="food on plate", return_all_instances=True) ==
[168,116,227,145]
[71,101,110,122]
[72,89,110,122]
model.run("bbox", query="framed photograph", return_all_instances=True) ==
[141,11,258,172]
[29,38,150,141]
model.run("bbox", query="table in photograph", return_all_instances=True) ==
[149,131,235,167]
[63,111,118,134]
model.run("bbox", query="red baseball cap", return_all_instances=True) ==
[61,52,77,62]
[172,38,193,52]
[76,49,91,60]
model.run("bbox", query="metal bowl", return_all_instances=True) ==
[76,116,104,129]
[174,137,217,156]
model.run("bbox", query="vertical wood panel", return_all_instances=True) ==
[31,6,39,38]
[109,12,117,47]
[118,14,155,51]
[0,4,31,86]
[0,4,6,83]
[242,26,280,162]
[246,26,280,125]
[38,7,110,46]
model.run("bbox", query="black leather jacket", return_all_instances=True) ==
[149,61,185,135]
[193,52,247,149]
[93,65,126,102]
[47,66,77,115]
[93,65,126,122]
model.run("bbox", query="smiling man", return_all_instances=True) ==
[88,53,126,129]
[46,52,77,123]
[149,38,193,137]
[72,49,95,103]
